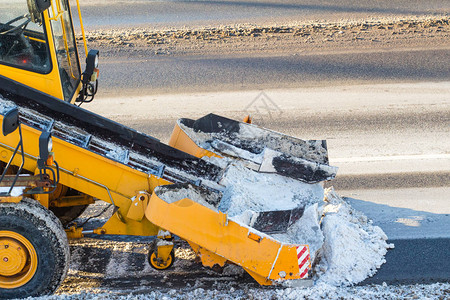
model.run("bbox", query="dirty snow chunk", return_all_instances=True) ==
[273,203,324,262]
[218,163,324,216]
[178,121,212,149]
[0,186,25,197]
[236,122,328,163]
[157,185,219,211]
[258,147,338,180]
[211,140,263,163]
[222,264,245,276]
[314,188,393,286]
[229,210,259,227]
[201,155,230,168]
[156,239,173,246]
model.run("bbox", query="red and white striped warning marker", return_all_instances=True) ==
[296,245,310,278]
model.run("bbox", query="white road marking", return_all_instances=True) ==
[332,154,450,163]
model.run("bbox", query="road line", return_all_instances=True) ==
[332,154,450,163]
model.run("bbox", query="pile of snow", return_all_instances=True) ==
[201,159,391,286]
[201,158,392,286]
[314,188,394,286]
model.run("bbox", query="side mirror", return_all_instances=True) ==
[82,49,100,84]
[0,107,24,195]
[27,0,51,24]
[34,130,60,194]
[2,107,19,136]
[38,131,52,168]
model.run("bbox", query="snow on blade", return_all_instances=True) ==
[218,162,324,216]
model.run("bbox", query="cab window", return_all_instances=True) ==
[0,0,51,73]
[49,0,81,102]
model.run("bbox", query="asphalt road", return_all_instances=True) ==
[97,48,450,96]
[68,236,450,287]
[362,238,450,285]
[75,0,450,29]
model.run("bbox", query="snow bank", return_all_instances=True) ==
[36,282,450,300]
[314,188,394,286]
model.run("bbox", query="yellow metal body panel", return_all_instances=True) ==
[194,244,227,268]
[145,192,309,285]
[100,212,159,236]
[34,193,50,208]
[126,192,150,221]
[169,123,221,159]
[0,196,22,203]
[156,244,174,261]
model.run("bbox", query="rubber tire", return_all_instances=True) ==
[148,250,175,270]
[0,198,70,299]
[50,205,89,226]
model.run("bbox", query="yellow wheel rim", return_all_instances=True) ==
[150,252,173,270]
[0,231,38,289]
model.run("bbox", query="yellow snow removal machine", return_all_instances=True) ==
[0,0,337,298]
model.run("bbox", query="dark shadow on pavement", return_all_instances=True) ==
[344,197,450,284]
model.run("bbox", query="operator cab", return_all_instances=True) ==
[0,0,98,104]
[0,9,51,73]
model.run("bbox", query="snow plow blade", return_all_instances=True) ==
[252,207,304,234]
[169,114,337,183]
[145,183,312,285]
